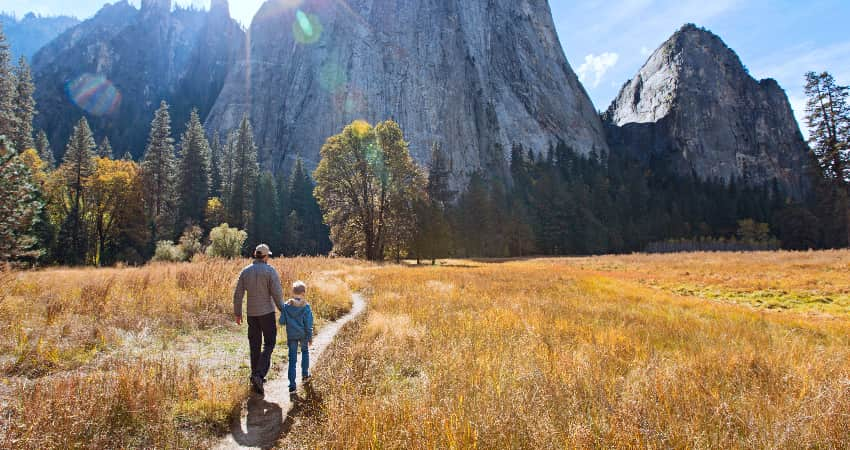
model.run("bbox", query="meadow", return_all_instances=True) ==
[0,257,367,449]
[282,252,850,449]
[2,251,850,448]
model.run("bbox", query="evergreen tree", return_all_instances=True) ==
[274,169,290,254]
[426,142,455,206]
[57,117,96,265]
[411,143,454,263]
[220,130,237,212]
[0,25,16,140]
[0,136,44,262]
[140,101,177,241]
[288,156,330,255]
[175,109,211,230]
[228,114,258,230]
[34,130,54,168]
[249,171,278,251]
[12,57,35,152]
[96,136,114,159]
[209,130,223,198]
[805,72,850,184]
[805,71,850,245]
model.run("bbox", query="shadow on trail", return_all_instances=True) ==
[230,394,283,449]
[280,382,324,440]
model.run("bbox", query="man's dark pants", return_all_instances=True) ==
[247,313,277,380]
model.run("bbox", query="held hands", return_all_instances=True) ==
[235,315,242,325]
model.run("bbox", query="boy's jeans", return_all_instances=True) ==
[287,339,310,389]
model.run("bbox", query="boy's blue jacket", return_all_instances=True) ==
[279,298,314,341]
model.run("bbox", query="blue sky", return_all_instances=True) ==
[2,0,849,128]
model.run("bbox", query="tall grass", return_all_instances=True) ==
[285,254,850,448]
[0,256,368,449]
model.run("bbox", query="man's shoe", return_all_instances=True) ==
[251,376,265,395]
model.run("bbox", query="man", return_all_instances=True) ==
[233,244,284,395]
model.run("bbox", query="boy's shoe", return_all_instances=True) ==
[251,376,265,395]
[303,375,312,383]
[289,386,296,393]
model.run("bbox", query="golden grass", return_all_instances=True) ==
[0,256,369,449]
[285,252,850,449]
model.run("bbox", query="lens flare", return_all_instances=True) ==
[293,9,322,44]
[319,62,347,93]
[66,73,122,116]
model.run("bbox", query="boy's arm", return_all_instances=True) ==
[279,303,288,326]
[306,305,314,343]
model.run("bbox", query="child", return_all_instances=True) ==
[279,280,314,393]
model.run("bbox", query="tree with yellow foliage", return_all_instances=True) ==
[313,120,425,261]
[85,158,147,266]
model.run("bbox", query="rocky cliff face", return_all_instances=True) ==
[0,13,80,63]
[32,0,245,159]
[205,0,609,179]
[604,24,811,198]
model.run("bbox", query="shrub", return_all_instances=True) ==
[178,226,204,259]
[205,224,247,259]
[153,241,185,262]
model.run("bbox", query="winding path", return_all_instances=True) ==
[215,293,367,449]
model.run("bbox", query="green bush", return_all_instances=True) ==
[178,226,204,259]
[205,224,247,259]
[153,241,185,262]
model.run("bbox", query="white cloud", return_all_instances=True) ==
[640,46,652,56]
[577,52,620,88]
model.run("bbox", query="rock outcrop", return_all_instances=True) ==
[0,13,80,63]
[32,0,245,159]
[604,24,811,198]
[205,0,609,180]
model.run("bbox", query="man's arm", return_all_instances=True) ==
[269,268,285,311]
[233,271,245,323]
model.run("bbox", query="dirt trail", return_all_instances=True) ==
[215,293,367,449]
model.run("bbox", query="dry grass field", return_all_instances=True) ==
[0,257,368,449]
[2,251,850,449]
[285,252,850,449]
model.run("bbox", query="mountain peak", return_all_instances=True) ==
[141,0,172,13]
[605,25,811,198]
[210,0,230,16]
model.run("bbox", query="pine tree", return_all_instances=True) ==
[12,57,35,152]
[805,72,850,184]
[805,71,850,245]
[0,136,44,262]
[427,142,455,206]
[35,130,54,168]
[209,130,223,198]
[175,109,211,230]
[97,137,114,159]
[0,24,16,140]
[228,114,258,229]
[249,171,278,251]
[274,170,290,254]
[57,117,96,265]
[62,118,96,211]
[220,130,237,210]
[288,156,330,254]
[141,101,177,240]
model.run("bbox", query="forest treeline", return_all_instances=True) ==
[1,22,849,265]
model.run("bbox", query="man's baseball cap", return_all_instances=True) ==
[255,244,273,257]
